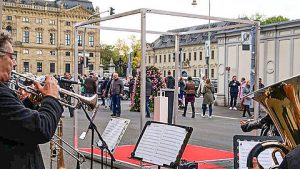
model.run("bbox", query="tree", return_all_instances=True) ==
[240,13,289,25]
[100,44,119,70]
[129,35,141,76]
[114,39,129,77]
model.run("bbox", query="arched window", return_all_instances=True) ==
[6,26,12,34]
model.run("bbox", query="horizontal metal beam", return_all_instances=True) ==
[79,25,176,35]
[144,8,257,25]
[178,23,250,35]
[75,9,142,28]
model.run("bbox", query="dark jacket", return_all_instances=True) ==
[279,145,300,169]
[229,80,240,93]
[179,80,185,92]
[241,115,279,136]
[100,79,108,94]
[84,77,97,94]
[128,79,135,93]
[109,79,124,95]
[165,76,175,89]
[105,79,112,97]
[146,80,153,97]
[0,82,63,169]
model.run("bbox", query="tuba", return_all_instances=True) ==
[247,75,300,168]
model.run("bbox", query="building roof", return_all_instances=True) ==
[4,0,94,12]
[150,22,237,49]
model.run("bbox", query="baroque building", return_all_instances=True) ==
[146,22,236,79]
[1,0,100,76]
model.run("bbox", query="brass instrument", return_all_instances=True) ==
[50,119,85,169]
[247,75,300,168]
[10,71,98,110]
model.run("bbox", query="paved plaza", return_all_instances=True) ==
[40,97,264,168]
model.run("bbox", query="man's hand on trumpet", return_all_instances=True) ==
[34,75,59,99]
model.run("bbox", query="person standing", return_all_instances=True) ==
[59,72,75,117]
[229,75,240,110]
[100,77,109,106]
[109,73,124,117]
[178,77,185,108]
[202,79,215,118]
[0,31,63,168]
[197,75,207,114]
[258,78,265,117]
[242,81,252,118]
[239,77,246,111]
[145,77,153,118]
[128,75,135,104]
[182,76,196,118]
[84,73,97,97]
[164,70,175,124]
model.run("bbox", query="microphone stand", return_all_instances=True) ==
[79,102,115,169]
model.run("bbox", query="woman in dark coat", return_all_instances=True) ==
[202,79,214,118]
[182,76,196,118]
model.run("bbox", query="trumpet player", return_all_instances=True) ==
[0,31,63,168]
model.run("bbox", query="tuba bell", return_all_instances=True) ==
[247,75,300,168]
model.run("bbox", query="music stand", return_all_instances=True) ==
[131,121,193,169]
[233,135,282,169]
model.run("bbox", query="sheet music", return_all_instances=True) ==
[238,141,283,169]
[97,118,130,153]
[134,123,187,166]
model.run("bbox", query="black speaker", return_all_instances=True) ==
[179,160,198,169]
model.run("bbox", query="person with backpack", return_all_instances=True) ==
[202,79,215,118]
[182,76,196,118]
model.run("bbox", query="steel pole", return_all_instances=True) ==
[73,28,79,149]
[173,35,180,124]
[140,10,146,131]
[207,0,211,79]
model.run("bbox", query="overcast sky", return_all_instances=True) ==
[90,0,299,45]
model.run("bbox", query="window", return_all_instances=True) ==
[88,35,94,47]
[189,52,191,61]
[194,69,197,77]
[49,20,56,25]
[89,53,94,57]
[23,62,29,72]
[36,50,42,55]
[159,55,161,63]
[164,70,166,77]
[89,64,94,71]
[205,69,208,77]
[173,70,175,77]
[65,51,70,56]
[50,33,55,45]
[50,63,55,73]
[211,50,215,59]
[65,21,71,26]
[148,55,151,64]
[36,32,42,44]
[36,18,42,24]
[23,31,29,43]
[194,52,197,61]
[164,55,166,62]
[199,51,203,60]
[65,34,70,46]
[168,54,171,62]
[6,26,12,34]
[22,17,29,22]
[65,63,70,73]
[23,49,29,54]
[173,53,175,62]
[211,69,215,78]
[37,62,42,72]
[78,35,82,46]
[155,55,157,63]
[6,16,12,20]
[50,51,56,56]
[183,53,186,61]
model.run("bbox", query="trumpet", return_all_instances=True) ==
[10,71,97,110]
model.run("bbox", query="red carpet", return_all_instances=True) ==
[80,144,234,169]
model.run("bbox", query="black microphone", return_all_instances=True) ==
[57,77,81,85]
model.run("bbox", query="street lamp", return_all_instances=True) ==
[192,0,211,78]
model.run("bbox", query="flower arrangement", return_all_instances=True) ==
[130,66,166,112]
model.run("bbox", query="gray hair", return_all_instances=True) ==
[0,31,12,52]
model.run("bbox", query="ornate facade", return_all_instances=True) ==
[1,0,100,76]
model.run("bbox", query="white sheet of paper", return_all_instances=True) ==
[134,123,187,166]
[238,141,283,169]
[97,118,130,153]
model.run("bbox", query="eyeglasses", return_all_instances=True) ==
[0,50,17,60]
